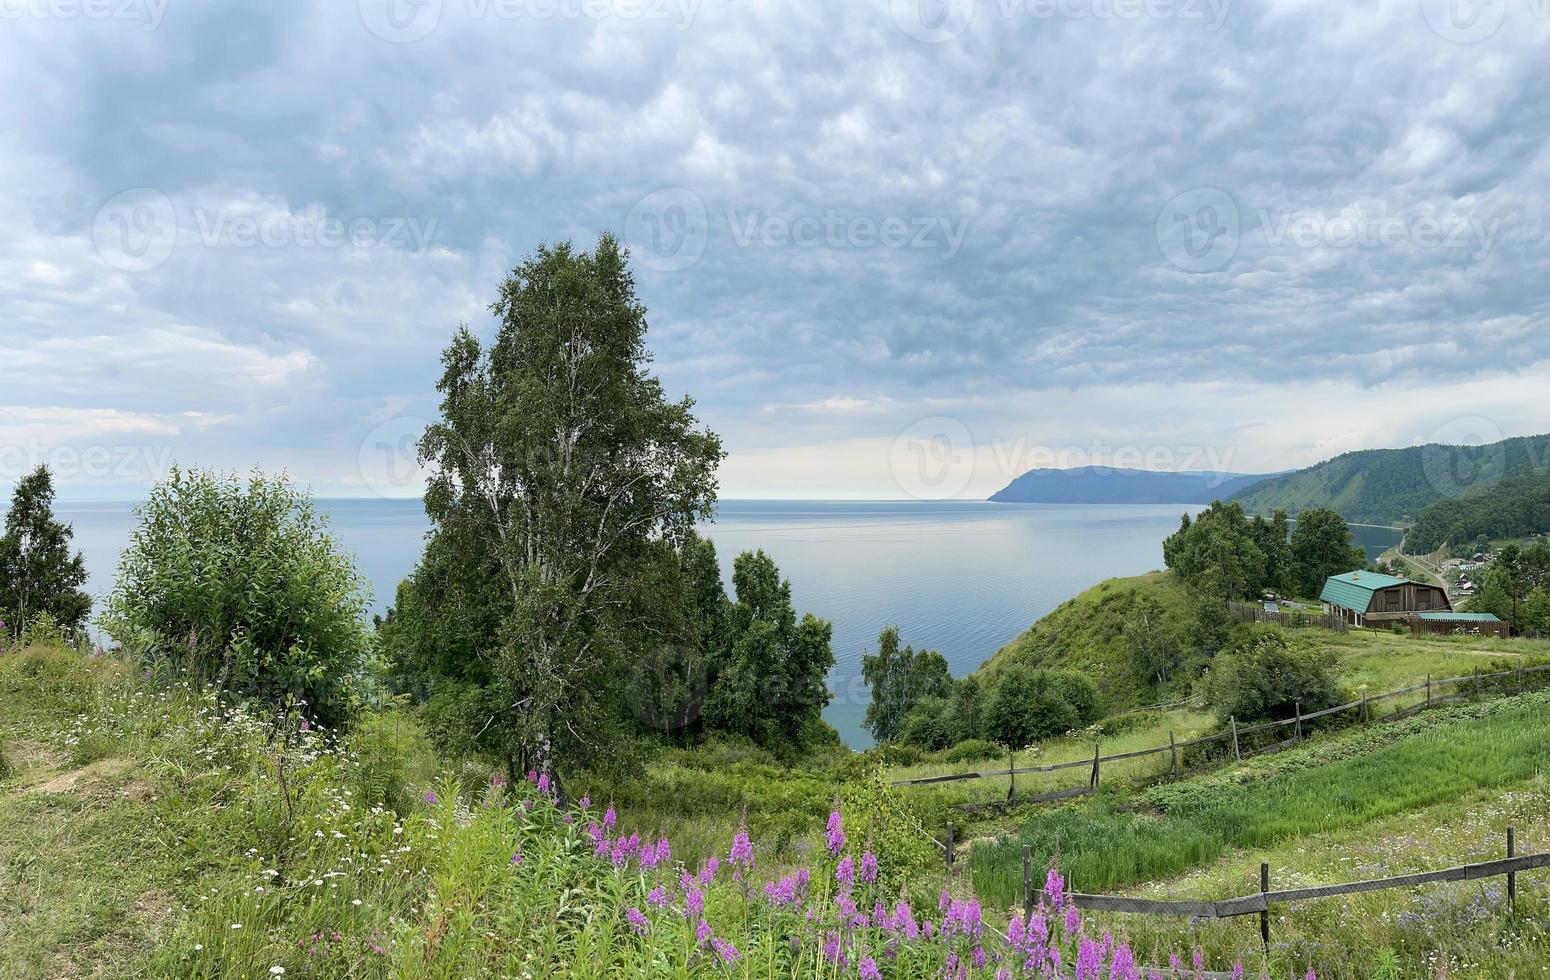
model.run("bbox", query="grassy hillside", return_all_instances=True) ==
[976,571,1192,709]
[1229,434,1550,525]
[1405,470,1550,552]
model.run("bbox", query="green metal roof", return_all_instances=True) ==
[1418,612,1502,622]
[1319,570,1411,611]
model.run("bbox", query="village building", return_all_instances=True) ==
[1319,570,1452,627]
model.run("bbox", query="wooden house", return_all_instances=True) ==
[1319,570,1452,627]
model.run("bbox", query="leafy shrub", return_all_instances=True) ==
[1094,708,1163,737]
[1204,626,1339,724]
[866,742,924,768]
[980,666,1101,747]
[103,468,369,726]
[347,707,440,815]
[937,738,1003,765]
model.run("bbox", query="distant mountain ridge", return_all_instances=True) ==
[1229,434,1550,526]
[988,466,1274,505]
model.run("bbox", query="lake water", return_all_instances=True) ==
[54,499,1401,747]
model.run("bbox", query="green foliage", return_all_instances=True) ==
[1407,470,1550,553]
[401,235,724,779]
[0,743,10,781]
[703,549,836,752]
[0,465,91,637]
[1123,594,1183,689]
[1204,626,1340,724]
[346,706,440,815]
[861,625,951,744]
[937,738,1002,764]
[102,467,369,726]
[1230,433,1550,525]
[1161,501,1269,599]
[1475,543,1550,632]
[896,694,954,750]
[980,666,1100,747]
[1290,507,1369,597]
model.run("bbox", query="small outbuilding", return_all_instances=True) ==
[1413,612,1510,638]
[1320,570,1453,627]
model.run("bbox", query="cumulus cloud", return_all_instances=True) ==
[0,0,1547,498]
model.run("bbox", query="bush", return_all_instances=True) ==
[980,666,1101,747]
[347,706,440,815]
[1204,626,1339,724]
[103,468,369,726]
[897,695,955,750]
[938,738,1003,764]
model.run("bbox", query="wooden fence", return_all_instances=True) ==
[1227,600,1348,632]
[892,663,1550,812]
[945,828,1539,950]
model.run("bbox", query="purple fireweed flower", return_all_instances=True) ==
[298,717,310,733]
[654,838,671,867]
[973,945,986,969]
[647,885,669,908]
[1110,943,1138,980]
[922,921,935,939]
[712,938,740,965]
[684,885,704,918]
[763,876,796,908]
[860,851,878,885]
[826,810,846,857]
[695,919,713,947]
[578,795,590,809]
[536,772,550,795]
[821,931,844,966]
[594,834,612,859]
[1008,913,1026,948]
[639,844,660,871]
[836,855,855,888]
[1075,936,1102,980]
[1045,867,1065,910]
[938,890,951,913]
[1029,907,1048,946]
[510,851,523,866]
[699,857,720,886]
[490,772,508,789]
[894,900,918,940]
[859,957,882,980]
[604,806,616,830]
[1169,954,1182,975]
[1231,965,1244,980]
[626,907,649,935]
[1193,950,1205,977]
[998,971,1013,980]
[730,827,754,868]
[1064,903,1081,937]
[1305,973,1317,980]
[526,770,538,783]
[423,791,438,805]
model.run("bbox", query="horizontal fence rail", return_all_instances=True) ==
[891,663,1550,798]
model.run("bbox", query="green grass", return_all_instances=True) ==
[970,691,1550,909]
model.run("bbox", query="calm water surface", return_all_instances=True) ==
[56,499,1400,747]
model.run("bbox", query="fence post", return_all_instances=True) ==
[1230,717,1240,761]
[1294,702,1302,741]
[1008,747,1016,804]
[1090,741,1101,788]
[1023,845,1033,921]
[1426,673,1431,706]
[945,821,954,878]
[1259,862,1271,949]
[1508,827,1516,909]
[1518,665,1525,696]
[1361,695,1370,724]
[1169,731,1178,775]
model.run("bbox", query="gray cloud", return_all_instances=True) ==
[2,0,1549,497]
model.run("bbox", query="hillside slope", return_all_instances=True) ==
[1230,434,1550,525]
[977,571,1192,708]
[988,467,1272,504]
[1405,470,1550,553]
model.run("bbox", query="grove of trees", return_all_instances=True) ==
[0,465,91,638]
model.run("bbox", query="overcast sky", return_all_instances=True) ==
[3,0,1549,501]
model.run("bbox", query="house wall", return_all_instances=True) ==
[1362,583,1451,619]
